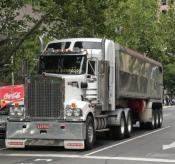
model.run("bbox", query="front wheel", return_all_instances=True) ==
[85,116,95,150]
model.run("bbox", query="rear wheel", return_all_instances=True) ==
[125,112,132,138]
[112,113,126,140]
[148,110,156,130]
[85,116,95,150]
[155,109,159,129]
[158,109,163,128]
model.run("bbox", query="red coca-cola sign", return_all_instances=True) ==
[0,85,24,101]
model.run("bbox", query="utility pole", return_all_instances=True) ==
[11,55,14,85]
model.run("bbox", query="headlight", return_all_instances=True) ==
[10,106,24,117]
[65,108,82,117]
[65,108,73,117]
[73,108,82,117]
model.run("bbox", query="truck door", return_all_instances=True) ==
[85,60,98,101]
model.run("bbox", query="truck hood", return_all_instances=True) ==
[42,73,86,105]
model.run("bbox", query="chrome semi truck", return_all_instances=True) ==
[6,38,163,150]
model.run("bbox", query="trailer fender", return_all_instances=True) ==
[139,101,152,123]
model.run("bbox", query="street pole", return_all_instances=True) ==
[11,55,14,85]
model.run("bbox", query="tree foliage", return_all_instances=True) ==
[0,0,175,94]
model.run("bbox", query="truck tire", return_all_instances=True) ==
[148,110,156,130]
[155,109,159,129]
[158,109,163,128]
[125,111,132,138]
[112,113,126,140]
[85,116,95,150]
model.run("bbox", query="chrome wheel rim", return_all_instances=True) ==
[159,113,163,124]
[127,116,132,133]
[152,113,155,127]
[121,118,125,134]
[87,124,94,143]
[156,113,159,126]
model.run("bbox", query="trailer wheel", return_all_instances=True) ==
[113,113,126,140]
[125,111,132,138]
[148,110,156,130]
[155,109,159,129]
[85,116,95,150]
[158,109,163,128]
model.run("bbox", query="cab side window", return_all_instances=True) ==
[88,61,95,75]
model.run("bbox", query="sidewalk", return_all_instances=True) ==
[163,105,175,109]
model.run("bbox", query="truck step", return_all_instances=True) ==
[96,128,110,132]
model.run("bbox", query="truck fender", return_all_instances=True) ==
[79,102,94,122]
[108,108,130,126]
[66,99,94,122]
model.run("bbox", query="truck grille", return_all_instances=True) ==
[25,75,64,120]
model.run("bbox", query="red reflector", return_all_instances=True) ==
[37,124,49,129]
[8,142,23,145]
[67,143,83,147]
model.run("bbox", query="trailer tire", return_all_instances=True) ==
[158,109,163,128]
[125,111,132,138]
[155,109,159,129]
[85,116,95,150]
[148,110,156,130]
[112,113,126,140]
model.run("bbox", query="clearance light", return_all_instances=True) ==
[37,123,50,129]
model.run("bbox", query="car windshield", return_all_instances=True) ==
[0,105,10,115]
[39,55,87,75]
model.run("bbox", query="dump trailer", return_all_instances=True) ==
[6,38,163,150]
[0,85,24,135]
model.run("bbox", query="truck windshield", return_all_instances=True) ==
[39,55,86,74]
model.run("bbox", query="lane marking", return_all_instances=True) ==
[0,153,175,163]
[85,126,171,156]
[34,158,53,162]
[163,141,175,150]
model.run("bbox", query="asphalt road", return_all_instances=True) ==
[0,107,175,164]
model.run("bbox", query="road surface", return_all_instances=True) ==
[0,107,175,164]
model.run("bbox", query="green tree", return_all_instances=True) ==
[1,0,175,91]
[164,64,175,97]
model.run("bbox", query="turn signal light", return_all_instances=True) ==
[71,103,77,109]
